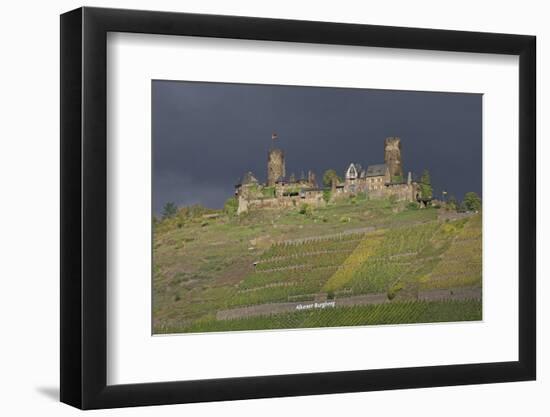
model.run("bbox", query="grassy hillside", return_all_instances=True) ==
[153,197,482,334]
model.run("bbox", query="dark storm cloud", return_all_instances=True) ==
[152,80,482,213]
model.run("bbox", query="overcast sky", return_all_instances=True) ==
[152,80,482,213]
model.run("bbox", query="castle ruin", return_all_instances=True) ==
[267,147,285,186]
[338,137,418,202]
[235,135,420,214]
[384,136,403,179]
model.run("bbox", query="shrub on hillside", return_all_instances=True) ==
[356,192,368,201]
[446,195,458,211]
[299,203,313,217]
[463,192,482,212]
[223,197,238,216]
[162,202,178,219]
[387,282,404,300]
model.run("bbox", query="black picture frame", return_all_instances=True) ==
[60,6,536,410]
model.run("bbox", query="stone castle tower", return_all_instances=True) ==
[267,146,285,186]
[384,137,403,179]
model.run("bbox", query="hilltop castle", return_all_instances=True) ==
[234,135,420,214]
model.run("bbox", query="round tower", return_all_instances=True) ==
[267,147,285,186]
[384,137,403,179]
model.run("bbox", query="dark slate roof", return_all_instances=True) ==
[365,164,387,177]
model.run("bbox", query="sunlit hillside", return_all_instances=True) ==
[153,197,481,334]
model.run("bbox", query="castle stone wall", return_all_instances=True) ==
[384,183,418,202]
[238,193,325,214]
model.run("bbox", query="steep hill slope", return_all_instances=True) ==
[153,198,481,333]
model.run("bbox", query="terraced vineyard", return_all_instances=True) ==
[181,299,482,333]
[153,198,482,334]
[420,215,482,290]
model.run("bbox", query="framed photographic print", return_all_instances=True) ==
[60,7,536,409]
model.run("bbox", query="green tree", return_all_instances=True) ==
[447,195,458,211]
[162,202,178,219]
[419,169,433,199]
[463,192,482,212]
[261,186,276,198]
[323,169,341,187]
[223,197,239,216]
[299,203,313,217]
